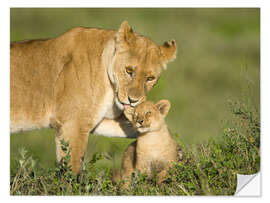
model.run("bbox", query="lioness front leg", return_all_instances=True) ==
[55,119,90,174]
[93,114,138,138]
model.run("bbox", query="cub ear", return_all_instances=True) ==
[124,107,135,121]
[116,20,136,50]
[155,100,171,117]
[159,40,177,67]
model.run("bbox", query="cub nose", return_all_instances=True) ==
[138,119,143,125]
[128,96,139,104]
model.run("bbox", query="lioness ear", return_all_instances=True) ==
[155,100,171,117]
[159,40,177,67]
[124,107,135,121]
[116,20,136,50]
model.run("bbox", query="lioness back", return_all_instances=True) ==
[10,27,116,133]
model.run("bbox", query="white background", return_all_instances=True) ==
[1,0,269,202]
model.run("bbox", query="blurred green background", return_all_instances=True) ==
[10,8,260,170]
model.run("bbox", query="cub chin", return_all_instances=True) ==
[113,100,183,188]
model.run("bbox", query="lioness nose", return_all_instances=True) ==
[138,119,143,125]
[128,96,139,104]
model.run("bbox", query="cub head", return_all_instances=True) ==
[107,21,176,110]
[124,100,171,133]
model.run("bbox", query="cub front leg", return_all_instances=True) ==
[54,119,90,174]
[157,163,173,184]
[157,169,168,185]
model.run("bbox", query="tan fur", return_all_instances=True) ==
[10,21,177,174]
[115,100,182,187]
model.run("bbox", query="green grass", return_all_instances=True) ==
[10,99,260,195]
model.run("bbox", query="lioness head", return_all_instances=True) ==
[107,21,176,110]
[124,100,171,133]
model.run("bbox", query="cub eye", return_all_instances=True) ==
[145,111,151,117]
[146,76,155,82]
[126,66,134,76]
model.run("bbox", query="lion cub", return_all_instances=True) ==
[116,100,182,187]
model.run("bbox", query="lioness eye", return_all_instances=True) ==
[126,66,134,76]
[146,76,155,81]
[145,111,151,117]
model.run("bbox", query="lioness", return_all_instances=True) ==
[114,100,182,187]
[10,21,177,174]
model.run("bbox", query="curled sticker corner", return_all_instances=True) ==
[234,172,260,196]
